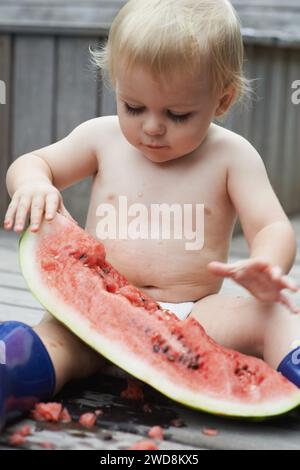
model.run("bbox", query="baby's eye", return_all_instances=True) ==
[168,112,191,123]
[124,103,144,115]
[124,102,192,123]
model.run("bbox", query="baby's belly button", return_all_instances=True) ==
[139,285,160,292]
[138,284,206,302]
[139,285,167,298]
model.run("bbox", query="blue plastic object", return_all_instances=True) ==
[277,347,300,387]
[0,321,56,430]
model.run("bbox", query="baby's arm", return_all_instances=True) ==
[226,139,297,272]
[4,118,101,233]
[208,137,299,312]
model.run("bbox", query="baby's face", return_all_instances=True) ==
[115,64,220,163]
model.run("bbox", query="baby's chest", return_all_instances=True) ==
[96,152,228,212]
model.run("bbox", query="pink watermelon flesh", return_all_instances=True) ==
[19,214,300,418]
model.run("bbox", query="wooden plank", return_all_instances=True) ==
[234,45,256,141]
[0,230,21,271]
[0,1,299,47]
[2,373,300,450]
[229,213,300,261]
[0,248,20,272]
[55,37,98,137]
[96,38,117,118]
[0,1,125,36]
[0,286,42,310]
[281,49,300,214]
[248,46,271,163]
[55,36,99,227]
[0,303,43,326]
[0,374,203,450]
[233,0,300,6]
[262,48,287,202]
[0,35,11,223]
[0,228,19,250]
[12,35,55,159]
[223,45,256,140]
[226,44,300,216]
[100,83,117,117]
[61,179,92,228]
[232,1,300,47]
[0,270,27,289]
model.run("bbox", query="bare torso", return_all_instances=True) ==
[85,116,237,302]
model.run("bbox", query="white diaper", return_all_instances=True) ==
[157,301,195,320]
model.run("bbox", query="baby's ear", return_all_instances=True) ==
[215,85,236,117]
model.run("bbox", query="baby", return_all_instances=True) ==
[2,0,300,428]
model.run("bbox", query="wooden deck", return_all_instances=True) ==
[1,216,300,450]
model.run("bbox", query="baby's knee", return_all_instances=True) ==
[33,311,74,350]
[190,294,265,357]
[38,310,59,326]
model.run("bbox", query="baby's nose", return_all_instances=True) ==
[143,118,166,136]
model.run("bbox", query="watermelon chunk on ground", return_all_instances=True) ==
[19,214,300,418]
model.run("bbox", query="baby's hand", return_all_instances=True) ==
[208,258,300,314]
[3,182,75,233]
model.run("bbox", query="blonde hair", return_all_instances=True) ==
[90,0,252,106]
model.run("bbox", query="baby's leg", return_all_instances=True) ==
[191,293,300,376]
[190,294,269,358]
[34,312,108,394]
[0,313,108,429]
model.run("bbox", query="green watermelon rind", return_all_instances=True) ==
[19,225,300,418]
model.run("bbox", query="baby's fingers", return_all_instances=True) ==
[207,261,232,277]
[13,196,31,233]
[58,202,78,225]
[30,195,46,232]
[270,267,299,293]
[3,197,20,230]
[45,192,60,222]
[279,291,300,314]
[281,275,299,293]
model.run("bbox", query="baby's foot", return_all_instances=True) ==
[277,348,300,387]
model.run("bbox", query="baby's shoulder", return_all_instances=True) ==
[209,123,252,151]
[80,115,119,137]
[75,115,121,155]
[208,123,260,167]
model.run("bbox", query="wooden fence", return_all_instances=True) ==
[0,0,299,226]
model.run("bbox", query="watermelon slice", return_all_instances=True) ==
[19,214,300,418]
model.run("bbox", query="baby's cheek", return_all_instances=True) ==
[118,118,136,144]
[188,128,207,149]
[176,129,200,151]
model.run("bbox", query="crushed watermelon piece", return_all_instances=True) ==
[18,425,32,436]
[8,425,32,447]
[148,425,164,440]
[32,402,72,423]
[121,378,144,401]
[59,407,72,423]
[79,412,97,428]
[40,441,55,449]
[128,440,159,450]
[170,418,185,428]
[8,433,27,446]
[202,427,219,437]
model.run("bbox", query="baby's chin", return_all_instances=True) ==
[142,152,184,163]
[141,148,194,164]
